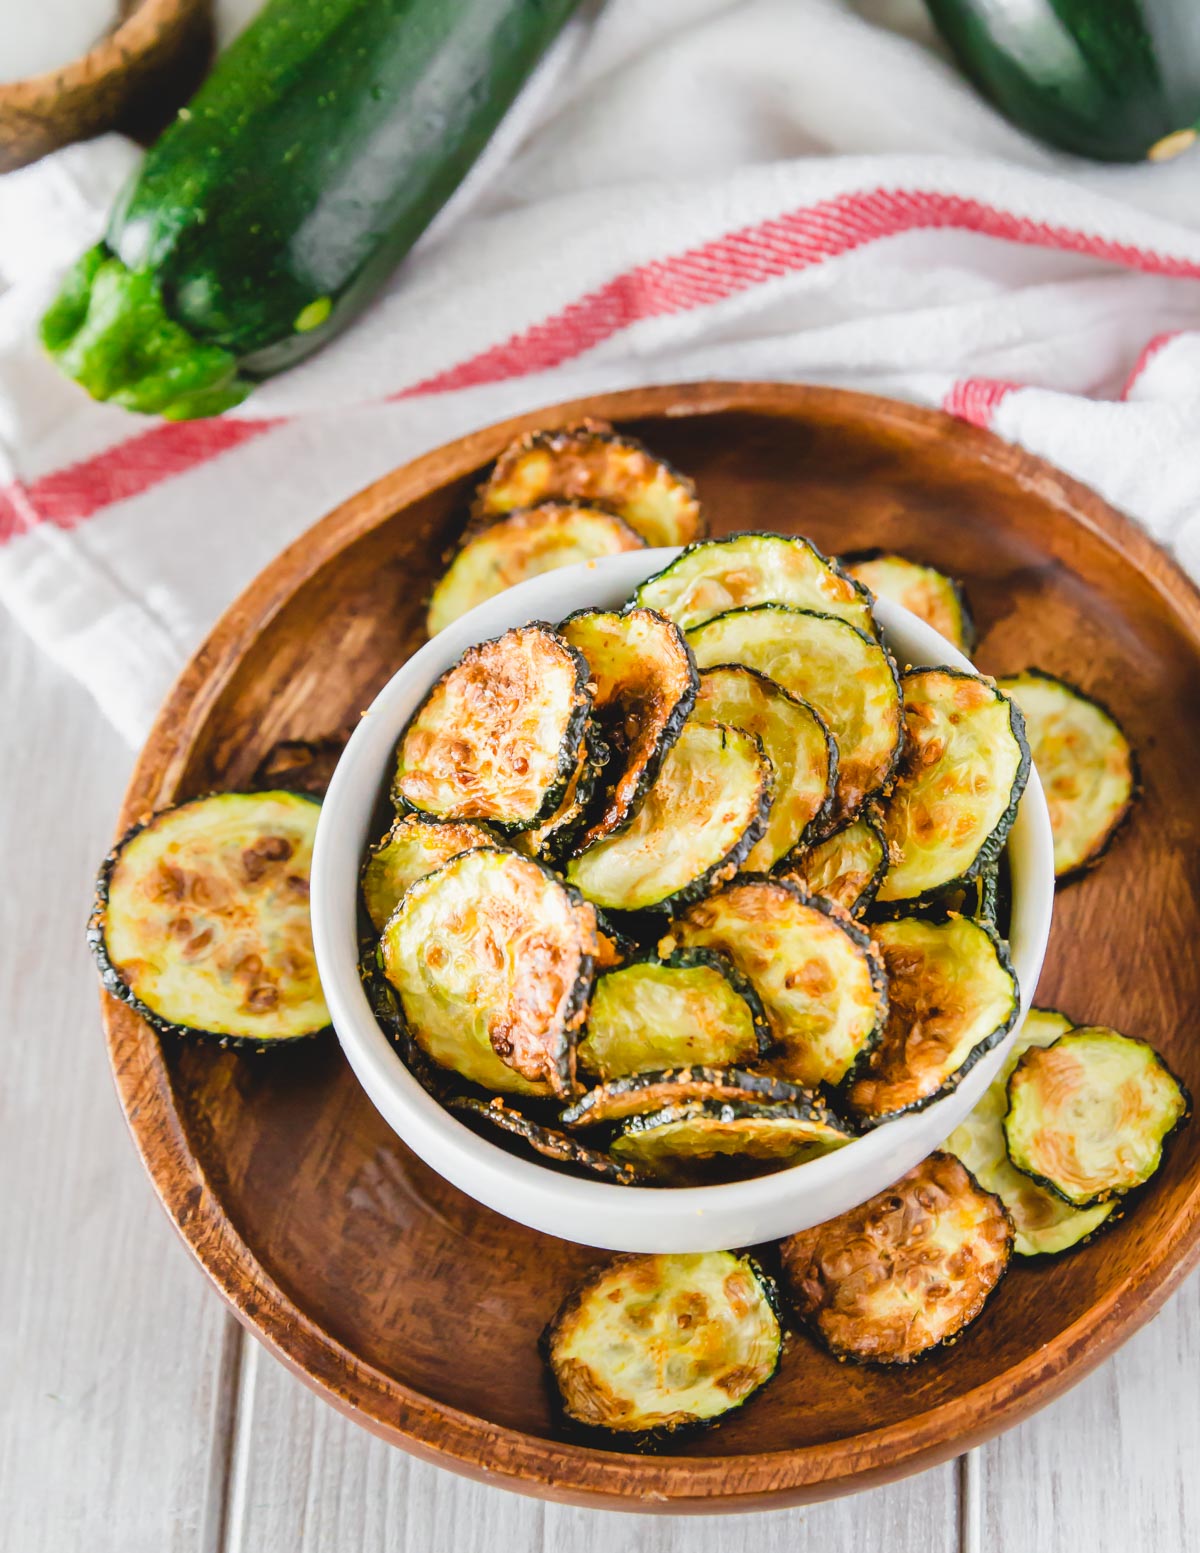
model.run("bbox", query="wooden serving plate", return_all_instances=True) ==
[102,382,1200,1512]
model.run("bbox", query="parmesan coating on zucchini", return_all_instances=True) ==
[843,550,975,653]
[784,809,889,918]
[561,1065,811,1128]
[609,1097,852,1178]
[361,814,497,932]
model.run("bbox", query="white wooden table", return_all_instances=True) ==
[2,601,1197,1552]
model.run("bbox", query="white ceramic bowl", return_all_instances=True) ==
[311,548,1054,1252]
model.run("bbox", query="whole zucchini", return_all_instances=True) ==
[41,0,581,419]
[924,0,1200,162]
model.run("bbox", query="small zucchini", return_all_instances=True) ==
[608,1097,853,1180]
[426,503,646,637]
[1004,1027,1190,1208]
[667,877,888,1088]
[447,1096,641,1185]
[784,808,889,918]
[841,550,975,654]
[559,607,698,848]
[475,422,704,548]
[635,532,874,636]
[996,670,1138,881]
[845,914,1019,1126]
[877,667,1030,905]
[780,1151,1012,1365]
[564,722,771,913]
[686,604,903,820]
[380,847,597,1096]
[576,949,770,1080]
[693,664,836,870]
[88,791,329,1046]
[542,1252,782,1439]
[392,623,591,832]
[561,1065,813,1128]
[945,1008,1118,1257]
[361,814,498,932]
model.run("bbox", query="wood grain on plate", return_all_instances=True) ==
[100,381,1200,1512]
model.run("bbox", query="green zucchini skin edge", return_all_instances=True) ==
[87,790,331,1050]
[358,938,450,1100]
[839,546,977,655]
[446,1095,643,1185]
[786,804,888,914]
[559,1064,820,1128]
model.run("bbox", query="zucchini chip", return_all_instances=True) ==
[785,809,889,918]
[512,719,609,863]
[693,665,836,869]
[89,791,329,1046]
[559,607,697,848]
[561,1065,812,1128]
[393,623,591,832]
[845,915,1019,1126]
[877,667,1030,905]
[564,722,770,913]
[946,1009,1118,1257]
[609,1097,853,1179]
[842,550,975,654]
[996,670,1138,880]
[475,423,704,548]
[780,1151,1012,1365]
[668,878,887,1088]
[636,533,875,636]
[427,502,646,636]
[1005,1027,1190,1208]
[687,605,902,820]
[361,814,497,932]
[252,730,350,797]
[542,1252,781,1438]
[577,950,769,1079]
[380,848,596,1097]
[447,1096,642,1185]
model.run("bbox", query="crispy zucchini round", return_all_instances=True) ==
[996,669,1138,881]
[511,718,609,863]
[845,914,1019,1126]
[945,1008,1118,1256]
[393,624,591,832]
[561,1065,813,1128]
[475,423,703,548]
[446,1096,642,1184]
[668,877,887,1088]
[89,791,329,1046]
[609,1097,853,1178]
[564,721,771,913]
[877,667,1030,904]
[542,1252,781,1438]
[784,808,889,918]
[636,532,875,636]
[577,949,770,1080]
[559,607,698,849]
[842,550,975,654]
[427,502,646,636]
[780,1151,1012,1365]
[252,731,349,797]
[380,847,597,1096]
[693,664,836,869]
[361,814,498,932]
[1004,1027,1190,1208]
[686,604,902,820]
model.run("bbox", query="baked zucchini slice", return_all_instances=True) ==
[360,814,498,932]
[779,1151,1012,1365]
[511,719,609,863]
[876,667,1030,905]
[88,791,329,1045]
[1004,1028,1190,1208]
[609,1097,853,1179]
[542,1252,781,1439]
[686,605,902,820]
[577,949,770,1080]
[945,1008,1118,1256]
[392,623,591,832]
[996,670,1138,880]
[845,914,1019,1126]
[636,533,874,636]
[785,809,889,917]
[559,607,697,848]
[842,550,975,654]
[447,1096,642,1185]
[476,422,704,548]
[667,877,887,1088]
[693,665,836,869]
[252,731,349,797]
[427,502,646,636]
[564,721,770,913]
[380,847,596,1096]
[561,1065,812,1128]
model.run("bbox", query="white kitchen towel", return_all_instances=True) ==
[3,0,1200,745]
